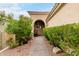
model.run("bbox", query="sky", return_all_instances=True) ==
[0,3,55,19]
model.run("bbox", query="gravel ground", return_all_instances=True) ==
[0,42,31,56]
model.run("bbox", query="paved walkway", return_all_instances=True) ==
[0,36,63,56]
[0,36,52,56]
[29,36,52,56]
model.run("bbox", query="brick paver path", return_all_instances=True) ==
[0,36,63,56]
[0,36,52,56]
[29,36,52,56]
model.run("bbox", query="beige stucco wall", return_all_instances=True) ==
[0,21,15,48]
[0,21,8,48]
[31,14,48,25]
[1,32,15,48]
[30,14,48,34]
[48,3,79,27]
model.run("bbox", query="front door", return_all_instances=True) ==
[34,20,45,36]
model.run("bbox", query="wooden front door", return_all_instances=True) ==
[34,20,45,36]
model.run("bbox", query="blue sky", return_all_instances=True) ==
[0,3,55,19]
[18,3,54,11]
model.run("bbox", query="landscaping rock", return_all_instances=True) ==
[52,47,62,54]
[28,40,32,44]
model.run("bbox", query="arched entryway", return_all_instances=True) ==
[34,20,45,36]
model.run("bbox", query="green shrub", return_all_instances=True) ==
[6,38,18,48]
[6,15,32,46]
[64,48,79,56]
[43,23,79,55]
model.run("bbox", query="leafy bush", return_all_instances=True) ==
[64,48,79,56]
[43,23,79,55]
[6,15,32,46]
[0,11,6,21]
[6,38,18,48]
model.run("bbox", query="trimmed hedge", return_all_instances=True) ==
[43,23,79,55]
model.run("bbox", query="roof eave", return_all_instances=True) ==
[27,11,49,15]
[46,3,66,23]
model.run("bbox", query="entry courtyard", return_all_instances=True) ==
[0,3,79,56]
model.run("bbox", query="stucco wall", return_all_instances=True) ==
[0,21,15,48]
[30,14,48,34]
[48,3,79,27]
[30,14,48,25]
[1,32,15,48]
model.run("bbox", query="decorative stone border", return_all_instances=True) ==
[0,47,9,53]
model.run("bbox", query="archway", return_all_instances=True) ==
[34,20,45,36]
